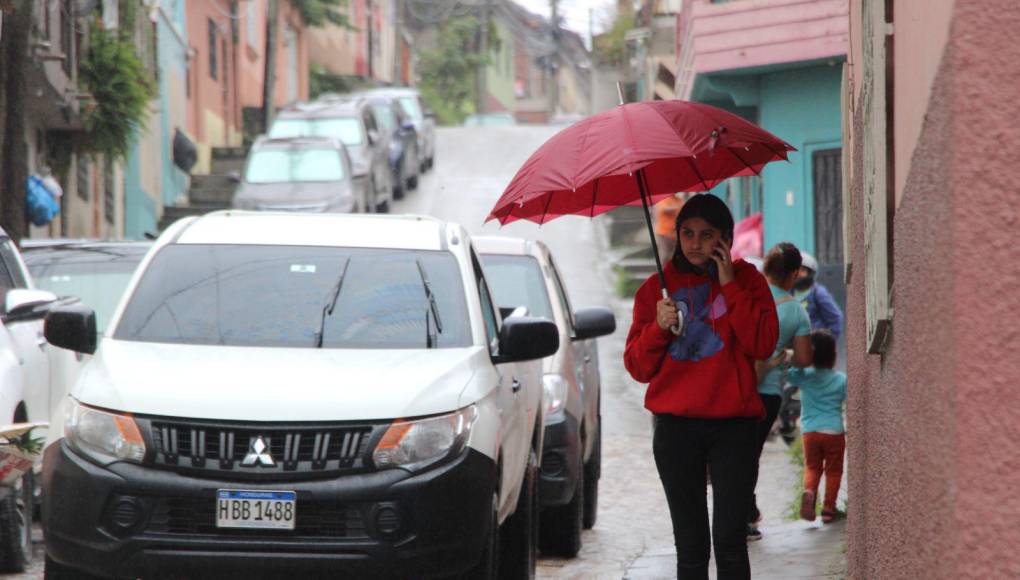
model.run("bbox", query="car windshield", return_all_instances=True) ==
[269,117,365,147]
[28,255,142,334]
[480,254,553,321]
[398,97,423,121]
[245,149,345,184]
[114,245,472,349]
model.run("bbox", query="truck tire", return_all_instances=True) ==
[0,472,33,573]
[583,425,601,530]
[458,494,499,580]
[499,449,538,580]
[539,459,583,558]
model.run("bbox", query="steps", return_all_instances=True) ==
[158,147,249,232]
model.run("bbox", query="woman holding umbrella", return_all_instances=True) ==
[624,194,779,580]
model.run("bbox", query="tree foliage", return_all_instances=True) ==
[79,23,155,160]
[293,0,353,28]
[416,16,498,125]
[593,6,635,67]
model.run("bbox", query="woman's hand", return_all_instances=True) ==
[711,238,735,286]
[656,297,679,331]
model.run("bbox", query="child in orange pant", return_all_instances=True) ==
[787,330,847,523]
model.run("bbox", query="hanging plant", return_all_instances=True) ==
[78,22,155,160]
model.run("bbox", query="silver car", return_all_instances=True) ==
[269,99,393,213]
[232,137,358,213]
[361,88,436,173]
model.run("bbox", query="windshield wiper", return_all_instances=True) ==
[416,258,444,348]
[316,258,351,348]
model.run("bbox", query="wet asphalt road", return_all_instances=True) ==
[8,124,844,579]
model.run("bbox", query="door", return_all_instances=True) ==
[547,255,594,442]
[473,252,525,511]
[0,240,49,422]
[812,148,846,313]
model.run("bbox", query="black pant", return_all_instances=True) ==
[653,414,757,580]
[749,394,783,520]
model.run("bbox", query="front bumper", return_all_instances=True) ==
[538,412,581,507]
[42,441,496,579]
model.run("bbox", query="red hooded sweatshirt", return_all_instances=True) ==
[624,259,778,419]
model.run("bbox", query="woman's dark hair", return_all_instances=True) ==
[811,329,837,369]
[671,194,735,272]
[763,242,802,282]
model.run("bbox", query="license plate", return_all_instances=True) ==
[216,490,296,530]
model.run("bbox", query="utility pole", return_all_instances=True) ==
[393,0,403,85]
[476,0,491,114]
[0,0,33,243]
[548,0,560,118]
[262,0,280,132]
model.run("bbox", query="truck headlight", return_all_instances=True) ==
[65,399,146,464]
[543,374,568,416]
[373,406,477,470]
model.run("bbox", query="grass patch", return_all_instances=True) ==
[785,434,806,521]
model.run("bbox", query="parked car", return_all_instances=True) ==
[232,136,357,213]
[41,211,558,579]
[475,236,616,557]
[356,93,420,199]
[0,229,84,572]
[361,88,436,173]
[269,99,392,213]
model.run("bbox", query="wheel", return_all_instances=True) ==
[407,172,419,191]
[583,425,601,530]
[499,449,538,580]
[376,198,390,213]
[539,456,583,558]
[44,555,106,579]
[457,493,499,580]
[0,472,34,573]
[427,154,435,170]
[392,177,405,200]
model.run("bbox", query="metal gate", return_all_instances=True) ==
[812,148,846,315]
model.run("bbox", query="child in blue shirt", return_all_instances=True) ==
[788,330,847,523]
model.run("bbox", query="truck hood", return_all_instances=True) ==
[73,340,485,422]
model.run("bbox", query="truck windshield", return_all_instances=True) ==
[479,254,553,322]
[114,245,472,349]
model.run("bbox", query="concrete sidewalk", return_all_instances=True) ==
[622,438,848,579]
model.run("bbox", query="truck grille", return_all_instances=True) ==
[147,496,369,539]
[148,420,377,478]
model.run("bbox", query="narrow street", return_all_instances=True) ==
[7,125,845,579]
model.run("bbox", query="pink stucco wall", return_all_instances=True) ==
[675,0,848,99]
[846,1,1020,577]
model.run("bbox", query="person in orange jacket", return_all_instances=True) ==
[653,194,685,265]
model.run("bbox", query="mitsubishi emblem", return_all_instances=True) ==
[242,436,275,467]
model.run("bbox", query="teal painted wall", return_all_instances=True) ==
[758,64,842,255]
[123,147,157,239]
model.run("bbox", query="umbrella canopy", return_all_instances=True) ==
[486,100,795,225]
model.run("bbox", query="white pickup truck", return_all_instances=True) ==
[0,227,83,572]
[41,212,558,579]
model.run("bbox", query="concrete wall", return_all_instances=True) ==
[759,63,843,254]
[845,0,1020,577]
[486,19,516,113]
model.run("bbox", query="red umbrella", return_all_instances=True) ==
[486,100,795,298]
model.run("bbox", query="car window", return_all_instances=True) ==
[373,104,396,131]
[547,256,575,333]
[398,96,423,121]
[479,254,553,322]
[115,245,472,349]
[0,240,25,289]
[269,117,364,147]
[245,149,345,183]
[471,252,499,354]
[29,256,141,334]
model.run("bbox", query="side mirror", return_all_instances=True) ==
[2,289,58,323]
[573,306,616,340]
[227,170,242,184]
[401,120,416,132]
[498,305,529,321]
[44,304,97,355]
[494,316,559,364]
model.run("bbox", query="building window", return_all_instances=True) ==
[103,158,115,226]
[208,19,218,81]
[60,0,73,76]
[43,0,51,39]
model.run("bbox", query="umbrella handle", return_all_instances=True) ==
[662,288,683,336]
